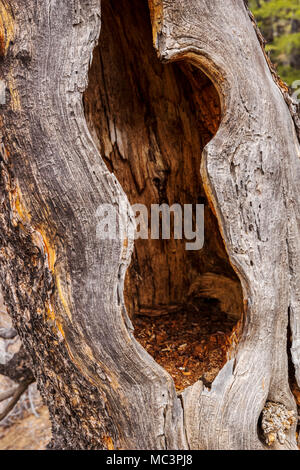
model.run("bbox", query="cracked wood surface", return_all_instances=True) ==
[84,0,243,322]
[150,0,300,449]
[0,0,299,450]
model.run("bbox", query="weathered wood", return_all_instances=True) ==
[0,0,299,450]
[0,0,186,450]
[149,0,300,449]
[84,0,241,321]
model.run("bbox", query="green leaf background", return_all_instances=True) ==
[249,0,300,85]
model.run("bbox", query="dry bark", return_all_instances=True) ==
[0,0,299,450]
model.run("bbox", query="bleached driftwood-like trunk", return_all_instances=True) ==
[0,0,299,449]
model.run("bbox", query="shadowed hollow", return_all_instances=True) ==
[84,0,244,390]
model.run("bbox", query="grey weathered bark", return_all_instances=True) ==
[0,0,299,450]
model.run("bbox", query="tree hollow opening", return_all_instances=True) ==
[84,0,244,391]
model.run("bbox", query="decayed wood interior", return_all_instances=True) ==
[84,0,244,389]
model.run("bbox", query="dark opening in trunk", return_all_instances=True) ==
[84,0,244,390]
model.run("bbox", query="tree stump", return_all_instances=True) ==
[0,0,299,450]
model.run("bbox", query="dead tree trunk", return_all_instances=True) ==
[0,0,300,450]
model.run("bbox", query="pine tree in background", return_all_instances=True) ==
[249,0,300,85]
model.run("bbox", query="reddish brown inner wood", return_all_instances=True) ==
[84,0,243,389]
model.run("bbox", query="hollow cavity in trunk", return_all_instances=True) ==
[84,0,244,391]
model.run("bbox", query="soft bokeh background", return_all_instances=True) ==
[249,0,300,85]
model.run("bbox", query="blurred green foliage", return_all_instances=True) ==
[249,0,300,85]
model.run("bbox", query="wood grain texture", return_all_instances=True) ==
[0,0,187,450]
[0,0,298,450]
[150,0,300,449]
[84,0,242,321]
